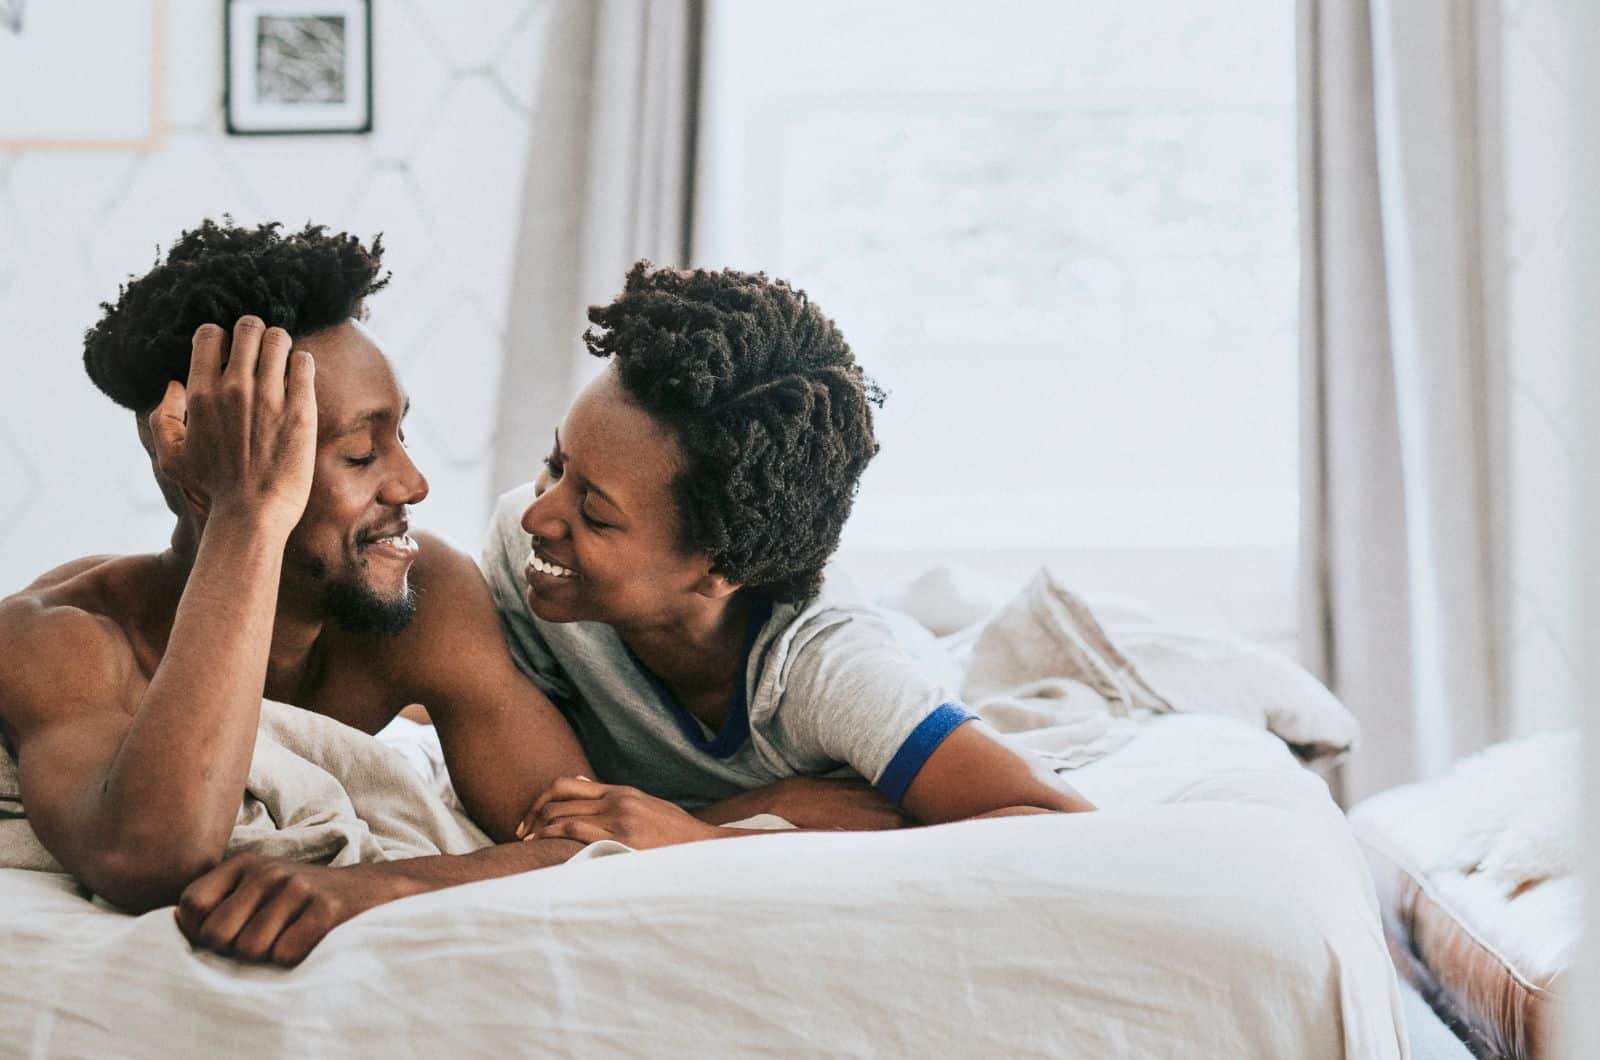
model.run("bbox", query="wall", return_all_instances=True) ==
[0,0,556,593]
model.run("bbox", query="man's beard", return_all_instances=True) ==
[306,555,417,636]
[322,578,417,636]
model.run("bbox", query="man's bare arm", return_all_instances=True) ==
[0,320,317,911]
[385,536,594,842]
[176,835,587,965]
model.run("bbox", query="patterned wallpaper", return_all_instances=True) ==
[0,0,555,593]
[1501,0,1586,732]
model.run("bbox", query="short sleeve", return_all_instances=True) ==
[763,606,975,803]
[479,484,577,708]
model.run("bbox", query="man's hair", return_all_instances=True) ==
[83,218,389,412]
[584,260,884,603]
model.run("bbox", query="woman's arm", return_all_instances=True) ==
[896,721,1094,823]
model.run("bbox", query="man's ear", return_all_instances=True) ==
[693,568,743,601]
[135,406,208,521]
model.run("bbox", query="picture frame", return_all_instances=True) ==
[226,0,372,136]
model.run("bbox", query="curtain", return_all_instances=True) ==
[493,0,703,497]
[1298,0,1508,802]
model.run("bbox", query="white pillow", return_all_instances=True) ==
[1108,621,1359,760]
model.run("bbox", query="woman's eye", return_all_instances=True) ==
[345,453,377,468]
[580,508,611,531]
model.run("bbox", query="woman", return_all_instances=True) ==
[484,262,1094,849]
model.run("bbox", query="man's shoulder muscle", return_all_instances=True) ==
[367,532,506,691]
[0,589,140,740]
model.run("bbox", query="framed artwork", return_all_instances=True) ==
[226,0,372,135]
[0,1,162,147]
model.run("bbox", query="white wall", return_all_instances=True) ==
[0,0,555,593]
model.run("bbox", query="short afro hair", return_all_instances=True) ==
[585,261,884,603]
[84,218,389,412]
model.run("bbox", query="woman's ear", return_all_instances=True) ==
[693,569,743,600]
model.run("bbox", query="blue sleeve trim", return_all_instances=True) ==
[876,702,977,804]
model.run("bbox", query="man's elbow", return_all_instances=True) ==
[83,839,223,913]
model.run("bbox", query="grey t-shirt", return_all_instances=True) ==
[481,484,974,809]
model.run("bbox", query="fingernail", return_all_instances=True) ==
[576,775,591,782]
[515,822,526,838]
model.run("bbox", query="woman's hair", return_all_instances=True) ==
[84,218,389,412]
[585,261,885,603]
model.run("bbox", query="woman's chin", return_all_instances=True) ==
[524,583,581,623]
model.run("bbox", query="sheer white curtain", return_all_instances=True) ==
[1571,6,1600,1055]
[1299,0,1509,801]
[493,0,702,496]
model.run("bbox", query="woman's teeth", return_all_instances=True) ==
[528,550,577,578]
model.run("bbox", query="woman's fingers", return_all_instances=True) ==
[519,798,608,840]
[520,775,602,828]
[532,819,613,846]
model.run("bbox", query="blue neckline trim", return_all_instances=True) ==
[876,703,977,804]
[625,595,773,760]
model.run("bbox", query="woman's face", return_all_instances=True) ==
[519,365,724,628]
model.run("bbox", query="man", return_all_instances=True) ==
[0,221,616,965]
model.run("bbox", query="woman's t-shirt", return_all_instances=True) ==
[481,484,974,809]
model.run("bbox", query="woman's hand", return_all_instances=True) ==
[516,776,726,850]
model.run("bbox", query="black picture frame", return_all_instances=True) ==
[225,0,373,136]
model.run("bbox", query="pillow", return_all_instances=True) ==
[1106,618,1358,760]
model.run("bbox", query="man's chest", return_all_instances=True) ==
[297,661,410,735]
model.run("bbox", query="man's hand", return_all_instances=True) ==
[176,854,409,967]
[517,777,726,850]
[149,317,317,533]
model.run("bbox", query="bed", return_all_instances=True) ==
[0,569,1407,1058]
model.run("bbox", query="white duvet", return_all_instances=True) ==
[0,715,1406,1059]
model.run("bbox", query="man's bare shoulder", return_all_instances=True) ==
[360,531,507,688]
[0,559,147,736]
[22,554,121,591]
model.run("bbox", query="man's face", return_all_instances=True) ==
[283,319,429,634]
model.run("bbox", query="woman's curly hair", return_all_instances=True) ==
[585,261,885,603]
[84,219,389,412]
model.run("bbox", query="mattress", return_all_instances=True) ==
[1351,739,1579,1060]
[0,714,1406,1059]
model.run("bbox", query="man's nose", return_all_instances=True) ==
[380,447,429,507]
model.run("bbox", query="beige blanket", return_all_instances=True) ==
[0,701,491,877]
[960,569,1169,768]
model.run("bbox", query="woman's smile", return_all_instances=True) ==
[525,546,580,584]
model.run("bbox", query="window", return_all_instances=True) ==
[693,0,1298,642]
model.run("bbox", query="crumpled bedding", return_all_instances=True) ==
[0,701,492,877]
[0,714,1404,1059]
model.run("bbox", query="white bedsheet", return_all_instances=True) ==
[0,715,1406,1059]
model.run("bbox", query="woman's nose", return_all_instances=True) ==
[521,486,567,538]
